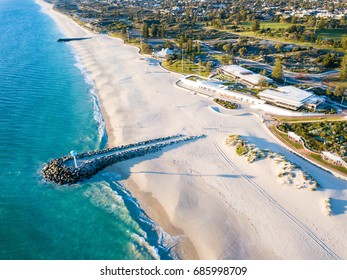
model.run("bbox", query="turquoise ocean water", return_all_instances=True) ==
[0,0,172,260]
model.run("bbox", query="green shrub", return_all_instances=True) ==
[236,143,248,156]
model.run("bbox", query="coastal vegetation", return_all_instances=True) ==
[324,198,332,216]
[225,135,249,157]
[225,135,319,190]
[213,98,238,109]
[270,123,347,177]
[278,121,347,157]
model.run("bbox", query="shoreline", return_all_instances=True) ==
[35,0,201,259]
[35,0,347,260]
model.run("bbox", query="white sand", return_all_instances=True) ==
[37,0,347,260]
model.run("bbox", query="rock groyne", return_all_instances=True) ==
[57,37,92,42]
[42,134,202,185]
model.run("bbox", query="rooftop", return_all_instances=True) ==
[258,86,315,107]
[220,65,273,85]
[221,65,253,75]
[322,151,345,163]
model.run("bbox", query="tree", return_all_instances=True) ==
[291,16,297,24]
[258,77,268,89]
[342,36,347,51]
[252,19,260,32]
[317,35,323,46]
[198,59,202,75]
[159,26,166,38]
[196,42,201,53]
[260,69,267,76]
[185,8,190,21]
[340,54,347,81]
[300,34,305,42]
[334,86,345,97]
[230,54,235,64]
[322,53,337,68]
[326,85,333,95]
[222,43,231,53]
[272,58,283,80]
[179,34,185,48]
[177,52,182,61]
[275,44,283,53]
[121,27,127,36]
[205,61,212,75]
[221,54,230,65]
[186,39,193,53]
[238,47,247,57]
[150,24,158,37]
[141,43,152,54]
[317,19,325,29]
[142,23,149,38]
[219,10,226,20]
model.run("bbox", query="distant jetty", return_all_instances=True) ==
[42,134,203,185]
[57,37,92,42]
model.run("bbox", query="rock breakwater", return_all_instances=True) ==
[42,134,203,185]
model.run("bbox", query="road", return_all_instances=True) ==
[235,57,340,85]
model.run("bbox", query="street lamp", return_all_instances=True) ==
[182,48,184,74]
[126,28,130,42]
[70,150,78,169]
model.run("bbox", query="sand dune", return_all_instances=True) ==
[37,0,347,260]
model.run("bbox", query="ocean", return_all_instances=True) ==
[0,0,173,260]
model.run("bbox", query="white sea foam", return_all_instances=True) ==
[131,233,160,260]
[101,173,178,259]
[71,50,107,146]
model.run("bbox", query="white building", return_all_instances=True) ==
[288,131,303,143]
[321,151,347,168]
[180,75,266,105]
[219,65,273,87]
[258,86,325,110]
[152,48,175,59]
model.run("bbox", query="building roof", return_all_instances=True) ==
[288,131,302,142]
[179,76,265,105]
[321,151,344,163]
[242,73,271,85]
[221,65,273,85]
[222,65,253,75]
[258,86,315,108]
[196,79,227,89]
[153,48,174,58]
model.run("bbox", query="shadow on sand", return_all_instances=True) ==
[330,198,347,216]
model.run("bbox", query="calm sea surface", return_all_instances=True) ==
[0,0,172,260]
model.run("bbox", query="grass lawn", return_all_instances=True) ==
[162,60,210,77]
[239,31,344,51]
[315,29,347,40]
[240,21,293,29]
[210,54,225,61]
[240,22,346,40]
[274,116,345,123]
[220,25,345,51]
[310,153,347,175]
[270,126,303,149]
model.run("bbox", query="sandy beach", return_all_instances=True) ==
[36,0,347,260]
